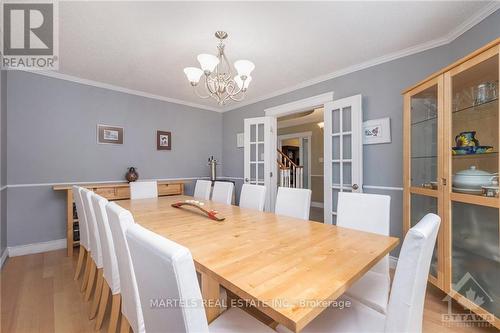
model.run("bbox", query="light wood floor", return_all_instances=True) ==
[1,249,497,333]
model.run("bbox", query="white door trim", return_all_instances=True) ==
[264,92,334,117]
[263,92,334,209]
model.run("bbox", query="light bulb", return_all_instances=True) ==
[235,76,252,90]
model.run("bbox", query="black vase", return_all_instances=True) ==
[126,167,139,182]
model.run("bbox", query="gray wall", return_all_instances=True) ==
[221,10,500,255]
[6,71,222,246]
[1,71,6,255]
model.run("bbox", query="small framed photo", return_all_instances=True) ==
[157,131,171,150]
[97,124,123,144]
[363,117,391,145]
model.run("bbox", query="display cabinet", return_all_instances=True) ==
[403,38,499,329]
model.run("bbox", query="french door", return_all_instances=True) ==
[244,117,277,211]
[324,95,363,224]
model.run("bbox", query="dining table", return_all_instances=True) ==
[117,195,399,333]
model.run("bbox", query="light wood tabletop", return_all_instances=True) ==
[117,195,399,332]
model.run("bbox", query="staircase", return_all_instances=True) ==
[277,149,304,188]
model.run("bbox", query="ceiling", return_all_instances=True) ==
[50,1,499,112]
[278,108,324,129]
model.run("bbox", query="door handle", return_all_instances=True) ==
[352,184,359,190]
[245,178,249,183]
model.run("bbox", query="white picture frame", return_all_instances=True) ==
[363,117,391,144]
[236,132,244,148]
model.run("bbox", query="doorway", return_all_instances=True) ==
[277,116,322,222]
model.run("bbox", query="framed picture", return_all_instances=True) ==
[363,117,391,144]
[236,132,244,148]
[157,131,171,150]
[97,124,123,144]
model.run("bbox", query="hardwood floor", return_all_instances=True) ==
[1,249,497,333]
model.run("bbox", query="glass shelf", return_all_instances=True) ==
[453,98,498,114]
[411,115,437,126]
[452,152,498,158]
[411,155,438,159]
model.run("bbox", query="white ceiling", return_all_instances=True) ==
[51,1,499,112]
[278,109,324,129]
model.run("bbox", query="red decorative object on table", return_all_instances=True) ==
[171,200,225,221]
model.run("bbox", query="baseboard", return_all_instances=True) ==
[0,248,8,269]
[8,238,67,257]
[311,201,324,208]
[389,255,398,269]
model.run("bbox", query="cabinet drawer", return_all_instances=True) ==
[158,183,182,196]
[94,187,117,200]
[115,187,130,200]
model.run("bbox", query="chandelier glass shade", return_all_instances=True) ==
[183,31,255,105]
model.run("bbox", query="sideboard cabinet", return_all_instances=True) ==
[403,38,499,328]
[53,181,185,257]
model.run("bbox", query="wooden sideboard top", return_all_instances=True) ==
[53,180,189,191]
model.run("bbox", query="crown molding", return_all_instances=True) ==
[221,3,500,113]
[18,70,222,113]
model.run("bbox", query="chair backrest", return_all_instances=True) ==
[130,181,158,200]
[126,224,209,333]
[194,180,211,200]
[91,193,120,294]
[385,213,440,333]
[337,192,391,274]
[239,184,266,211]
[81,188,103,268]
[274,187,312,220]
[72,186,90,250]
[106,202,145,333]
[211,181,234,205]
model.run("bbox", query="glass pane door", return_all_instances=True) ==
[410,84,438,189]
[407,77,443,285]
[451,202,499,318]
[411,194,439,278]
[324,95,362,225]
[448,50,499,322]
[331,105,353,225]
[248,123,265,185]
[451,54,498,196]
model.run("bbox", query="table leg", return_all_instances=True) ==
[200,272,221,323]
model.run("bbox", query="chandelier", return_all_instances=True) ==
[183,31,255,105]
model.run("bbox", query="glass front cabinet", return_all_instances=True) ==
[403,39,499,329]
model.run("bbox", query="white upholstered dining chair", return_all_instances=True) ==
[125,223,276,333]
[277,213,441,333]
[239,184,266,211]
[81,188,104,308]
[72,186,90,284]
[91,194,122,332]
[337,192,391,314]
[211,181,234,205]
[130,180,158,199]
[194,179,212,200]
[106,202,145,333]
[275,187,312,220]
